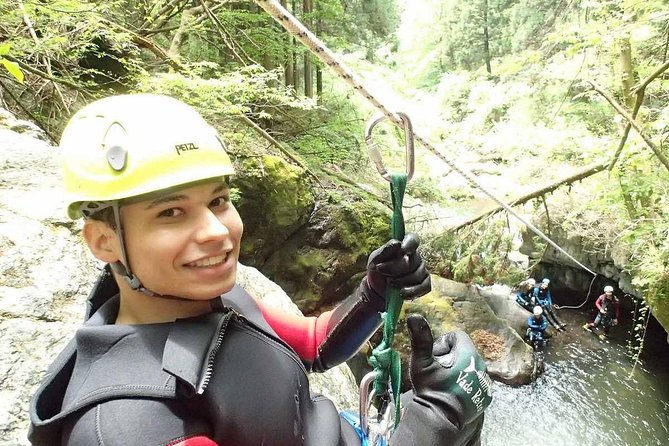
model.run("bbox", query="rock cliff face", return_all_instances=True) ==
[0,108,536,444]
[233,153,391,313]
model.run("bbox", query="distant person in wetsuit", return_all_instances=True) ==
[583,285,620,336]
[531,278,567,331]
[526,306,548,350]
[515,278,536,311]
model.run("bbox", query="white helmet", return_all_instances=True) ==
[604,285,614,293]
[533,306,543,316]
[527,278,536,286]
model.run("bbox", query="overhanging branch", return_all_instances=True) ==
[452,162,608,231]
[588,80,669,172]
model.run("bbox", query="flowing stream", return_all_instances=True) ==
[481,308,669,446]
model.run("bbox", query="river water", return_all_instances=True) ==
[480,308,669,446]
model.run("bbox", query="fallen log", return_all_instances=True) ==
[452,161,608,231]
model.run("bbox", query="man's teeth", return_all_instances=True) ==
[191,255,226,267]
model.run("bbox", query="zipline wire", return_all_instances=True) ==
[252,0,597,279]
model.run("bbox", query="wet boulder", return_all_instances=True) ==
[394,277,534,387]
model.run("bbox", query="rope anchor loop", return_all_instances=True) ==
[364,112,415,182]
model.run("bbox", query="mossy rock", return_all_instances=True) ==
[648,296,669,338]
[378,276,533,388]
[260,190,391,313]
[234,154,315,263]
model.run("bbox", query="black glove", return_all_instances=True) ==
[310,235,428,371]
[390,315,492,445]
[366,233,431,301]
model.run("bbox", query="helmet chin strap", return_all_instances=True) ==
[109,201,222,307]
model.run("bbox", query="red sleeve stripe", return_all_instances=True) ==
[169,436,218,446]
[256,298,332,361]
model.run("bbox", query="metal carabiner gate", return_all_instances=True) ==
[364,112,415,182]
[359,371,393,445]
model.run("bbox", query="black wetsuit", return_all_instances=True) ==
[29,271,362,445]
[29,268,485,446]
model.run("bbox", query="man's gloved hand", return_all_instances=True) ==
[366,233,430,301]
[390,315,492,445]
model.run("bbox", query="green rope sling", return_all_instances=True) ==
[368,173,407,427]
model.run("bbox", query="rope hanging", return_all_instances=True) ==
[253,0,596,277]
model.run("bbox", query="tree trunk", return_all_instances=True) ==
[257,0,275,85]
[452,162,609,230]
[303,0,313,97]
[263,53,276,87]
[292,0,300,91]
[616,35,635,108]
[316,66,322,102]
[482,0,492,74]
[280,0,294,87]
[168,5,201,60]
[315,0,322,102]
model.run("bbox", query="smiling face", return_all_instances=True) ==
[119,179,243,300]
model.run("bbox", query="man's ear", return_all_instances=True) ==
[83,219,121,263]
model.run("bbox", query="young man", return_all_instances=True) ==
[583,285,620,337]
[28,94,491,445]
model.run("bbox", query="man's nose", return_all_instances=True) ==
[194,208,229,243]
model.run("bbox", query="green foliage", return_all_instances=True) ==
[627,297,649,373]
[503,0,568,52]
[284,92,369,171]
[421,218,526,285]
[0,43,23,83]
[317,0,400,57]
[0,0,147,135]
[423,0,568,73]
[138,66,318,124]
[408,176,448,203]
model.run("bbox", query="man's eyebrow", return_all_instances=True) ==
[144,183,228,210]
[212,183,227,194]
[145,194,187,210]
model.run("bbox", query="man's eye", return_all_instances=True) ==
[209,196,229,208]
[158,208,183,218]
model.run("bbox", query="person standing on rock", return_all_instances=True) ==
[531,278,567,331]
[28,94,491,446]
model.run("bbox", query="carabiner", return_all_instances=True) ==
[359,371,377,437]
[359,371,395,444]
[364,112,415,182]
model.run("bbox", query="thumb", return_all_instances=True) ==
[368,238,402,267]
[406,314,435,370]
